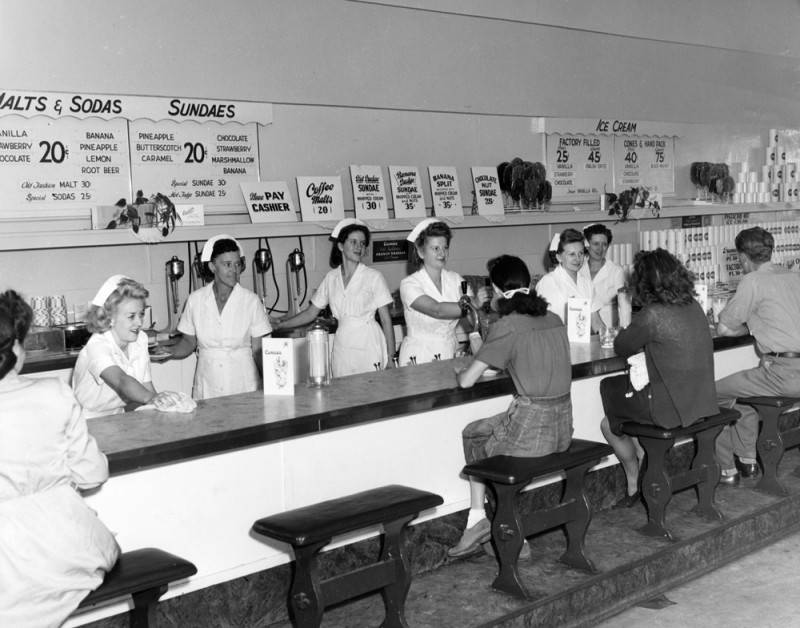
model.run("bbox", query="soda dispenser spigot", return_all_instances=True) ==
[286,248,305,317]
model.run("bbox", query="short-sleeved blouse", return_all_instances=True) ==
[535,265,593,324]
[72,330,151,419]
[476,312,571,397]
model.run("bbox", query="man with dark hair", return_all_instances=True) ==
[715,227,800,484]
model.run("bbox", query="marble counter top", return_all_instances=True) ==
[84,334,753,476]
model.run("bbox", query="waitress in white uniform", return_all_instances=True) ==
[169,235,271,399]
[73,275,181,418]
[399,218,484,366]
[535,228,604,333]
[579,223,625,329]
[273,219,395,376]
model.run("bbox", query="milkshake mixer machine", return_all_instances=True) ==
[164,255,185,334]
[286,248,305,317]
[252,244,273,310]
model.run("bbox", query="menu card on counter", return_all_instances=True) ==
[471,167,504,216]
[427,166,463,217]
[0,116,131,213]
[296,175,345,222]
[388,166,427,219]
[240,181,297,224]
[566,297,591,343]
[262,337,295,395]
[129,119,260,214]
[349,165,389,220]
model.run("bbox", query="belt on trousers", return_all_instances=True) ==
[765,351,800,358]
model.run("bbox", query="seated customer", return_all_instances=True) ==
[599,249,717,507]
[715,227,800,484]
[0,290,119,625]
[73,275,180,418]
[449,255,573,557]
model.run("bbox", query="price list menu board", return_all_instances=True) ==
[0,116,130,212]
[129,120,259,212]
[613,137,674,194]
[546,134,613,199]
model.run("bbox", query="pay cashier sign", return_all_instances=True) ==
[240,181,297,223]
[296,175,345,222]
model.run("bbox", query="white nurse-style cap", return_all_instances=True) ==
[330,218,367,239]
[406,217,443,243]
[549,232,561,252]
[200,234,242,262]
[91,274,130,307]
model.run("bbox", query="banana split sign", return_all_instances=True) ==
[0,90,273,125]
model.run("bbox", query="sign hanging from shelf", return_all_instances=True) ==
[388,166,426,219]
[296,175,345,222]
[427,166,463,217]
[349,165,389,220]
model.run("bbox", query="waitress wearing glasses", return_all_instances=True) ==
[167,234,271,399]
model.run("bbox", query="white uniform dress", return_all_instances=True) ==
[72,330,152,419]
[178,283,271,400]
[535,265,594,324]
[399,267,464,366]
[0,373,119,628]
[579,259,625,328]
[311,264,392,376]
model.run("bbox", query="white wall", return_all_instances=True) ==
[1,0,798,315]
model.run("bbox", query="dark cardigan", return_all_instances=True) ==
[613,300,717,428]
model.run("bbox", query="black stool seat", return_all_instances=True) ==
[463,439,613,599]
[621,407,740,541]
[253,484,443,628]
[253,484,442,546]
[78,548,197,627]
[738,395,800,496]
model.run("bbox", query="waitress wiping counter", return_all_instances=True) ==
[273,219,395,376]
[73,275,182,418]
[167,234,271,399]
[398,218,486,366]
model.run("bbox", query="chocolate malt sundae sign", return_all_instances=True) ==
[470,167,504,216]
[349,165,389,220]
[388,166,426,219]
[296,175,345,222]
[427,166,463,217]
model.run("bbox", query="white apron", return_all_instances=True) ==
[194,346,259,400]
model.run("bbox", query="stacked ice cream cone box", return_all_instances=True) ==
[731,129,799,204]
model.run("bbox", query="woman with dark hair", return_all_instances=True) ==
[580,223,625,330]
[448,255,573,557]
[535,228,604,333]
[273,219,395,375]
[398,219,485,366]
[73,275,181,418]
[169,234,271,399]
[0,290,119,624]
[599,249,717,508]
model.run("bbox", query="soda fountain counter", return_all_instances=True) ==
[65,334,756,625]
